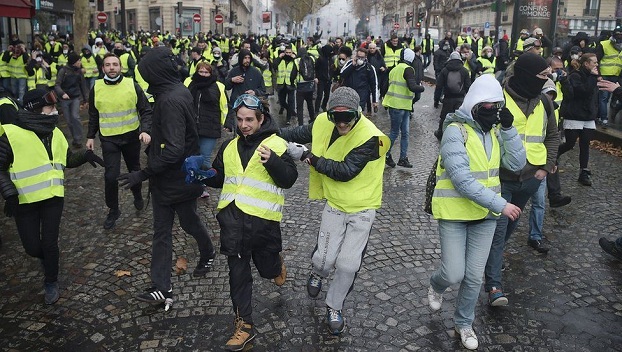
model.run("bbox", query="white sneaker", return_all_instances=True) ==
[427,286,443,311]
[455,326,479,350]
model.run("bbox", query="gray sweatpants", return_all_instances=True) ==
[311,203,376,310]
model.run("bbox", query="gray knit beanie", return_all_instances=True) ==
[327,87,360,111]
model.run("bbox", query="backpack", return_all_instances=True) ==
[298,56,315,82]
[424,123,468,215]
[445,70,463,95]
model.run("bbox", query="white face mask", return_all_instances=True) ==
[571,54,579,60]
[36,57,43,63]
[356,58,365,65]
[486,52,492,58]
[213,53,221,58]
[63,49,68,54]
[339,58,346,65]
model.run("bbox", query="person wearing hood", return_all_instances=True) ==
[383,48,425,168]
[279,87,389,337]
[595,26,622,125]
[422,33,435,71]
[55,52,89,148]
[113,42,135,78]
[86,53,153,229]
[200,94,297,351]
[562,31,591,63]
[291,47,317,125]
[433,40,452,80]
[0,88,104,305]
[80,45,99,89]
[434,51,471,140]
[209,46,229,83]
[428,74,525,351]
[118,47,217,307]
[224,48,266,129]
[273,45,297,124]
[495,34,511,73]
[314,45,334,114]
[484,53,559,306]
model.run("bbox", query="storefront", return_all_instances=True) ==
[34,0,74,34]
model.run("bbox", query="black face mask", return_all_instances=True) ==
[114,49,125,56]
[509,74,547,99]
[474,107,499,132]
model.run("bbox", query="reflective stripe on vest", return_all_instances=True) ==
[3,125,68,204]
[262,67,273,87]
[599,40,622,76]
[217,134,287,221]
[384,45,402,68]
[94,78,140,136]
[476,57,495,75]
[309,113,389,213]
[383,63,414,110]
[277,60,294,85]
[8,56,27,79]
[432,123,501,220]
[504,90,547,165]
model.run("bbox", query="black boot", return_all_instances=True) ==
[397,157,413,168]
[385,154,396,168]
[578,169,592,186]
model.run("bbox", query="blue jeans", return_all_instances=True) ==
[388,108,410,159]
[484,177,542,292]
[59,98,83,143]
[599,76,618,121]
[198,137,217,168]
[430,219,496,328]
[10,78,26,104]
[528,177,546,241]
[85,77,96,90]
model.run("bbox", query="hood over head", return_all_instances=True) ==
[573,32,589,45]
[297,47,308,57]
[137,47,181,92]
[449,51,461,61]
[320,44,334,58]
[237,48,252,66]
[457,74,504,120]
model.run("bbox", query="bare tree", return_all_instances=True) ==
[73,0,89,50]
[433,0,461,33]
[273,0,330,23]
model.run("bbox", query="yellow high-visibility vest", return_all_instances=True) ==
[3,125,68,204]
[309,113,389,213]
[276,60,295,85]
[217,134,288,221]
[94,78,140,136]
[8,56,27,79]
[599,40,622,76]
[432,123,501,220]
[81,56,99,78]
[504,90,547,165]
[27,67,49,90]
[476,57,496,75]
[383,63,414,110]
[383,45,402,69]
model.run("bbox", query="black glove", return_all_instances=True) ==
[498,107,514,129]
[117,170,148,189]
[84,150,104,168]
[434,101,439,109]
[4,195,18,218]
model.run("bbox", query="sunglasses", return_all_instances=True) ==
[233,94,263,112]
[327,109,359,125]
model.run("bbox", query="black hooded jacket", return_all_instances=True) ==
[224,49,266,104]
[188,73,226,138]
[203,112,298,256]
[434,59,471,102]
[137,47,204,205]
[315,45,335,82]
[0,110,89,200]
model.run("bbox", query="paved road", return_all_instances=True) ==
[1,87,621,351]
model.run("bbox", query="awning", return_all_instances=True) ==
[0,0,35,19]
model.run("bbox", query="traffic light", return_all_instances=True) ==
[406,12,413,24]
[177,2,183,15]
[418,9,425,25]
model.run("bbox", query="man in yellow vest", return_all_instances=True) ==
[281,87,389,336]
[430,74,524,350]
[484,53,559,307]
[86,53,153,230]
[383,48,424,168]
[381,34,403,72]
[0,88,103,305]
[199,94,297,351]
[112,42,136,77]
[3,43,28,105]
[596,26,622,125]
[274,45,297,124]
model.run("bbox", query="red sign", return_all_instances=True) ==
[193,13,201,23]
[393,22,400,30]
[97,12,108,23]
[214,13,224,24]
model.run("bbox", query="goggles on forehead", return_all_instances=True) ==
[26,90,58,111]
[233,94,264,113]
[327,109,359,125]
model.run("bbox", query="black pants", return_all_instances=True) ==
[438,97,464,133]
[277,86,295,122]
[151,198,215,291]
[558,128,593,169]
[296,90,315,125]
[15,196,64,283]
[315,80,331,113]
[101,138,142,210]
[228,251,281,324]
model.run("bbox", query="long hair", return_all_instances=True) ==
[571,53,596,71]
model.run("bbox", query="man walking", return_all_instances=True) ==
[118,47,216,308]
[87,53,153,229]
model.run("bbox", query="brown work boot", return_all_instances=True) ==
[224,317,256,351]
[273,254,287,286]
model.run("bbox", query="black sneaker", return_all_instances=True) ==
[307,273,322,298]
[192,255,215,277]
[599,237,622,260]
[44,281,59,305]
[385,155,396,168]
[103,209,121,229]
[549,194,571,208]
[136,287,172,303]
[326,306,345,335]
[527,239,550,254]
[397,157,413,168]
[578,169,592,186]
[134,197,144,211]
[434,130,442,140]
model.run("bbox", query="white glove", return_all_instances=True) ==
[287,142,308,160]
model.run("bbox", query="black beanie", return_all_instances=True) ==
[514,52,548,76]
[67,52,80,66]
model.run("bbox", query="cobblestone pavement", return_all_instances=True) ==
[1,86,621,351]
